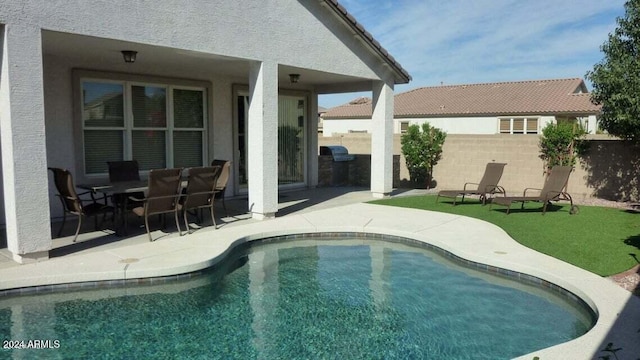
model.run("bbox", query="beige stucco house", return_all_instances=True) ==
[0,0,411,263]
[322,78,601,136]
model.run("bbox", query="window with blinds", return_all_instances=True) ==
[81,80,206,175]
[400,121,409,133]
[498,117,538,134]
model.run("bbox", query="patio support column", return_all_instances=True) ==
[307,93,319,188]
[370,79,394,198]
[0,23,51,263]
[247,61,278,219]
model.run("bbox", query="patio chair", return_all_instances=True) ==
[48,167,114,242]
[131,168,184,241]
[181,166,222,233]
[107,160,145,225]
[436,162,507,205]
[211,159,231,216]
[490,165,579,215]
[107,160,141,182]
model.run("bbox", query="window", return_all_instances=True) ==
[499,117,538,134]
[81,80,207,175]
[400,121,409,133]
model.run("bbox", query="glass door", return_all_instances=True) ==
[277,95,306,186]
[234,91,307,193]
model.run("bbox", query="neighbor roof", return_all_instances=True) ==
[323,0,411,84]
[323,78,601,119]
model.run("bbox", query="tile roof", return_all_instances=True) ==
[322,0,411,84]
[323,78,602,119]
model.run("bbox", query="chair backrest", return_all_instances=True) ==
[48,167,82,214]
[211,159,231,192]
[145,168,183,216]
[476,163,507,192]
[183,166,222,209]
[540,165,573,198]
[107,160,140,182]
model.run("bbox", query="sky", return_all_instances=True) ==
[318,0,626,109]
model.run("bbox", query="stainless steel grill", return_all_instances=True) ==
[319,145,355,162]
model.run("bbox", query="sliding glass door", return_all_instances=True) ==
[235,90,307,193]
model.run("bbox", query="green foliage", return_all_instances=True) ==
[538,122,588,169]
[278,125,301,176]
[370,195,640,276]
[586,0,640,141]
[400,123,446,188]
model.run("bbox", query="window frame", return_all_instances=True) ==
[399,121,410,134]
[498,117,539,134]
[74,70,211,178]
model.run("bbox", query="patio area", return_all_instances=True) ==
[0,186,638,359]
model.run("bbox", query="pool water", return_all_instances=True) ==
[0,237,594,359]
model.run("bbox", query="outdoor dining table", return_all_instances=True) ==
[79,178,190,235]
[78,180,150,235]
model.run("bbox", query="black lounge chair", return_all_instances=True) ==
[490,165,578,215]
[436,162,507,205]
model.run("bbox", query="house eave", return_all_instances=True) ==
[322,0,412,85]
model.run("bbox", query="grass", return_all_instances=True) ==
[369,195,640,277]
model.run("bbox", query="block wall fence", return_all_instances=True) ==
[318,133,640,202]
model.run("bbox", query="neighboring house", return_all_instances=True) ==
[318,106,327,133]
[321,78,601,136]
[0,0,410,263]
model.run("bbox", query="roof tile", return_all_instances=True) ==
[323,78,601,118]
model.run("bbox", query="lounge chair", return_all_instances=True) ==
[436,163,507,205]
[131,168,184,241]
[490,165,579,215]
[48,167,114,242]
[181,166,222,232]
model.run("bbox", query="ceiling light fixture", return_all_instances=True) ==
[289,73,300,84]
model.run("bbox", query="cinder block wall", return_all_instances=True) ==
[319,134,640,202]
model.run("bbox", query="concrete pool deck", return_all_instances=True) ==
[0,187,638,359]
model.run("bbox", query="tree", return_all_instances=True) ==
[538,122,588,171]
[400,123,446,188]
[586,0,640,141]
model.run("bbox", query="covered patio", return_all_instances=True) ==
[0,0,411,263]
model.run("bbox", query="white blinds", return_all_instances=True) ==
[81,80,206,175]
[278,96,305,184]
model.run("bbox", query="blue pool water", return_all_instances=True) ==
[0,236,594,359]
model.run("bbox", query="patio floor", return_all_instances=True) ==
[0,186,638,359]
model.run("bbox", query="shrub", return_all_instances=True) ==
[400,123,446,188]
[538,122,588,170]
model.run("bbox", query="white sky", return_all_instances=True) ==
[318,0,626,108]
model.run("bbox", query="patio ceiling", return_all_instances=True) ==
[42,31,372,93]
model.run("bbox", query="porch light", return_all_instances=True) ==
[121,50,137,63]
[289,73,300,83]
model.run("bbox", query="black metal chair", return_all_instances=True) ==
[131,168,184,241]
[107,160,144,229]
[211,159,231,216]
[181,166,222,233]
[48,167,114,242]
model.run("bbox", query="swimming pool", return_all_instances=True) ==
[0,234,594,359]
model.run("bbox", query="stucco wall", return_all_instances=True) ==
[1,1,389,82]
[1,0,398,223]
[323,115,562,136]
[319,134,640,202]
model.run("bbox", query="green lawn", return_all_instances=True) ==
[369,195,640,277]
